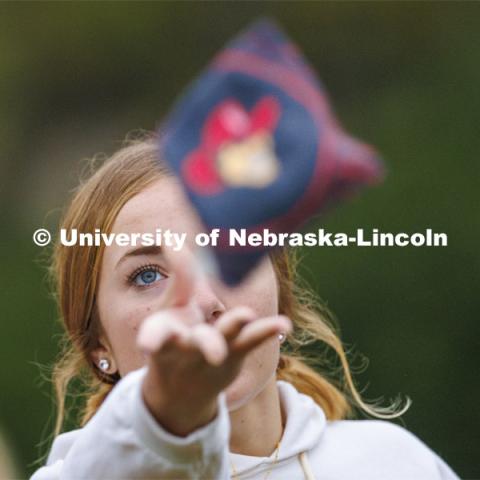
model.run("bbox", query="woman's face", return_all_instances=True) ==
[95,176,280,410]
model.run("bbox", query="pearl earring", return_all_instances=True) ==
[98,358,110,372]
[278,332,286,343]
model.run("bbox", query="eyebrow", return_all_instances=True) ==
[115,245,163,269]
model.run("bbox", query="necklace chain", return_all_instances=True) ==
[230,439,281,480]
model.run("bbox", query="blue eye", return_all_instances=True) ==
[129,265,166,287]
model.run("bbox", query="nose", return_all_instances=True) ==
[162,242,226,324]
[191,272,226,325]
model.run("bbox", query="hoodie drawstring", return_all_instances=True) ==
[298,451,316,480]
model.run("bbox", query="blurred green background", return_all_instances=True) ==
[0,2,478,479]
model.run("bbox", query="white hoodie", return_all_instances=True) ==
[31,367,459,480]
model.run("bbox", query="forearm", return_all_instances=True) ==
[141,365,219,438]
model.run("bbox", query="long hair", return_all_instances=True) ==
[50,132,410,437]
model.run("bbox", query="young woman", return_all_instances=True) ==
[32,135,459,480]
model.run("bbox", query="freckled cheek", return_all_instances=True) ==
[251,290,278,317]
[104,303,152,355]
[107,304,156,376]
[219,267,275,314]
[124,304,154,333]
[230,279,278,317]
[248,262,279,316]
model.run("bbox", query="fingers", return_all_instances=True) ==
[230,315,292,353]
[190,324,228,366]
[137,313,191,354]
[137,310,228,366]
[138,300,292,368]
[215,306,257,341]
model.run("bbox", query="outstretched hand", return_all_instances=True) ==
[137,246,291,436]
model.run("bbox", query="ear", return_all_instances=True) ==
[90,337,118,376]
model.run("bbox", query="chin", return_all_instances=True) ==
[225,373,254,412]
[224,361,278,412]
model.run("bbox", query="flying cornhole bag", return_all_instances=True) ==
[158,18,384,285]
